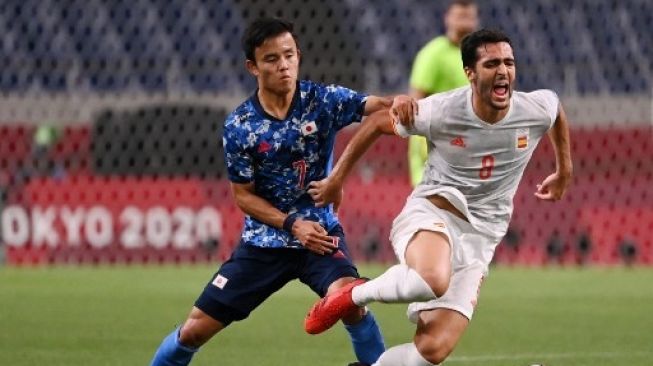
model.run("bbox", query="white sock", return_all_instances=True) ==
[352,264,435,306]
[373,343,437,366]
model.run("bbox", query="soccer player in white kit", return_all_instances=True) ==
[303,29,572,366]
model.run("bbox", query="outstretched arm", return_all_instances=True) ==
[534,104,573,201]
[308,109,397,208]
[363,96,393,115]
[364,95,418,120]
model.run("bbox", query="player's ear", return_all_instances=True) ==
[245,59,259,77]
[464,66,475,82]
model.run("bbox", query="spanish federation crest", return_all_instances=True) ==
[516,128,529,149]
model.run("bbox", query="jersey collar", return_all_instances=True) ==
[465,87,514,128]
[250,81,301,122]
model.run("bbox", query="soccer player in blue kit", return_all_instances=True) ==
[150,17,403,366]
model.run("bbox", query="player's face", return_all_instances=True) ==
[467,42,515,110]
[445,4,478,38]
[247,32,300,95]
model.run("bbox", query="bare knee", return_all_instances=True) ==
[178,323,208,348]
[414,332,456,365]
[417,268,450,298]
[327,277,365,325]
[405,231,451,297]
[326,276,357,294]
[178,307,225,348]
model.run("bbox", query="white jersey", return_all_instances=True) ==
[395,86,559,240]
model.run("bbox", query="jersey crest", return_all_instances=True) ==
[516,128,529,149]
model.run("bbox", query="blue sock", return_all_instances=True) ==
[345,311,386,365]
[150,327,198,366]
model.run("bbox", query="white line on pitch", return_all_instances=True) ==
[447,350,652,363]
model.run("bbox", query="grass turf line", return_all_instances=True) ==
[1,265,652,366]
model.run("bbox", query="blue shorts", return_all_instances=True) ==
[194,225,359,326]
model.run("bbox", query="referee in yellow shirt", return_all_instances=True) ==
[408,0,478,186]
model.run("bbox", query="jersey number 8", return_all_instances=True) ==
[479,155,495,180]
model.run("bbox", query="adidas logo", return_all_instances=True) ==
[450,136,466,148]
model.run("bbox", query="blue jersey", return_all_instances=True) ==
[223,80,367,248]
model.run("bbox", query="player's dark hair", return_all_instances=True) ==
[448,0,476,9]
[461,28,512,68]
[241,17,299,62]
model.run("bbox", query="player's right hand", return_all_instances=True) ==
[308,178,343,212]
[390,95,418,127]
[291,220,339,255]
[534,171,572,201]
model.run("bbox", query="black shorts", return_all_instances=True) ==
[194,225,359,326]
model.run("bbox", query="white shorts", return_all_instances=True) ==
[389,197,499,321]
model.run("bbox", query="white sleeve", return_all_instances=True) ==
[536,89,560,128]
[393,97,435,139]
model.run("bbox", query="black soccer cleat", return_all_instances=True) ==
[347,363,370,366]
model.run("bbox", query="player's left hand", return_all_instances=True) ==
[390,95,418,127]
[308,178,343,212]
[534,171,571,201]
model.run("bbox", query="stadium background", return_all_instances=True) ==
[0,0,651,266]
[0,1,652,366]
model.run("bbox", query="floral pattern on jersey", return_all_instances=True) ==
[223,80,367,248]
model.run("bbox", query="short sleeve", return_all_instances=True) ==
[325,84,367,130]
[223,121,254,184]
[393,96,437,140]
[534,89,560,128]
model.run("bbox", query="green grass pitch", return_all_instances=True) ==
[1,264,652,365]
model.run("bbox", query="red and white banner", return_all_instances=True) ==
[1,175,243,265]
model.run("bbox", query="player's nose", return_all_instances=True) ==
[496,62,508,75]
[279,57,290,70]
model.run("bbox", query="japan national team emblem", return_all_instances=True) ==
[300,121,318,136]
[212,274,229,289]
[516,128,529,149]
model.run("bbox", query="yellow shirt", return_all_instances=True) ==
[408,36,469,186]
